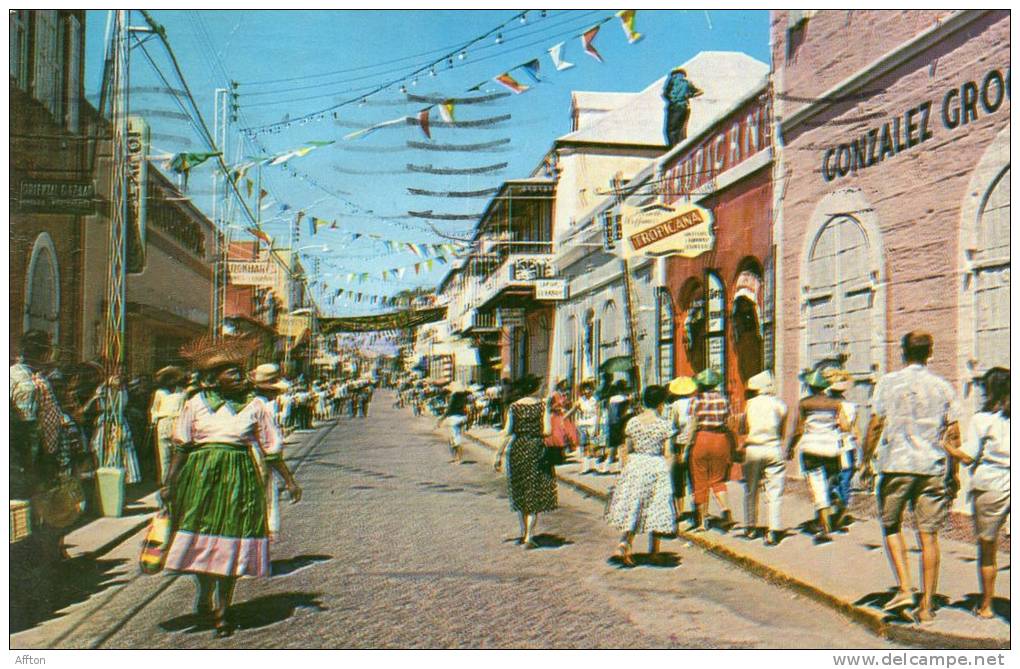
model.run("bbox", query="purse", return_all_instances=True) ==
[139,509,173,574]
[540,446,566,468]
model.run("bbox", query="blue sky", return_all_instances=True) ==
[84,9,770,316]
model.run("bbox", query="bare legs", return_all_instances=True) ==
[917,531,939,622]
[882,529,940,620]
[194,574,237,637]
[976,538,998,618]
[519,512,538,547]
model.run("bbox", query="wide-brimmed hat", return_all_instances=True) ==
[155,365,186,388]
[746,370,775,394]
[823,367,852,392]
[668,376,697,397]
[800,368,831,390]
[180,334,258,372]
[694,368,722,389]
[248,363,288,391]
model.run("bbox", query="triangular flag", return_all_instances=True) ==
[397,267,406,279]
[343,116,407,141]
[493,72,529,94]
[547,41,574,71]
[259,188,268,202]
[426,259,434,271]
[418,108,431,140]
[617,10,643,43]
[330,219,338,229]
[248,228,272,246]
[414,263,421,275]
[581,25,604,63]
[439,100,456,124]
[245,178,254,199]
[520,58,542,83]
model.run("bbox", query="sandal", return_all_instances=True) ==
[617,542,635,567]
[213,615,235,638]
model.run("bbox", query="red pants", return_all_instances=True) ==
[690,430,731,504]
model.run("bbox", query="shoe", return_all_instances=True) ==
[212,615,235,638]
[764,531,779,546]
[813,533,832,545]
[741,528,756,540]
[617,542,635,567]
[523,538,539,550]
[882,590,916,612]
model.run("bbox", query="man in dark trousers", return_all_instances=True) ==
[662,67,703,147]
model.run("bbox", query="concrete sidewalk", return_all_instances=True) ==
[456,422,1010,649]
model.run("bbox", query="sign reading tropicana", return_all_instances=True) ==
[620,202,715,259]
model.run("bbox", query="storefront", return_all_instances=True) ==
[655,83,775,411]
[772,10,1010,425]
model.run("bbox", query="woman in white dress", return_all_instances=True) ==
[573,380,602,474]
[605,385,677,566]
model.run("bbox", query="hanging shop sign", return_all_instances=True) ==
[820,67,1008,183]
[228,257,277,286]
[535,279,568,300]
[17,179,96,215]
[620,202,715,259]
[126,116,150,274]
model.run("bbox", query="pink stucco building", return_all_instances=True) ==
[772,10,1010,434]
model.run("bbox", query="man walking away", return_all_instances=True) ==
[864,331,961,623]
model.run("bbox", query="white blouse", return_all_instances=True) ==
[172,393,282,456]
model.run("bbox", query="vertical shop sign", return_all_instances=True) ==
[126,116,150,274]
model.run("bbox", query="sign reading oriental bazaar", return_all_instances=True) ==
[620,202,715,259]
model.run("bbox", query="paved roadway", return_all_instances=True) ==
[15,392,907,649]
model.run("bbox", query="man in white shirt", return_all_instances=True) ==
[864,331,960,623]
[738,371,788,546]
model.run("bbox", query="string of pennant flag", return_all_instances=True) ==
[345,11,642,143]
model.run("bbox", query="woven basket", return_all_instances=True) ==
[9,500,31,544]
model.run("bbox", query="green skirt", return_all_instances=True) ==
[164,444,270,577]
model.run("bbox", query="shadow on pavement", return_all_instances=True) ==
[271,554,333,577]
[10,551,130,634]
[606,552,682,569]
[947,593,1011,624]
[160,592,328,635]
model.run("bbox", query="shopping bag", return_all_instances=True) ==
[139,509,173,574]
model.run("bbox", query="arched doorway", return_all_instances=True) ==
[970,166,1010,375]
[23,233,60,342]
[732,259,765,383]
[679,278,706,374]
[656,287,675,383]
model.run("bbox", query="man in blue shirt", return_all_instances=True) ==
[662,67,703,146]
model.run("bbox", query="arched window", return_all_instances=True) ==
[656,288,675,383]
[803,215,875,378]
[971,166,1010,374]
[583,309,597,378]
[564,314,578,386]
[24,233,60,341]
[679,279,706,374]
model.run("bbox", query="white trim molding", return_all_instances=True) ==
[23,232,61,341]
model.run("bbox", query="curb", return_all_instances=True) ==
[460,430,1009,650]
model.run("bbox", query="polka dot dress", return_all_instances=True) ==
[605,415,677,534]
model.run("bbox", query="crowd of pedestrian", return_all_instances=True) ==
[398,330,1009,624]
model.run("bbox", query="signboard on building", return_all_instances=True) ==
[126,116,150,274]
[661,92,771,201]
[535,279,568,300]
[496,308,525,328]
[17,179,96,215]
[228,250,277,286]
[620,202,715,259]
[509,255,555,281]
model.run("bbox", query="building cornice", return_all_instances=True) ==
[780,10,986,134]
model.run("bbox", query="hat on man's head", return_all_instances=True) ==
[746,371,775,394]
[694,368,722,389]
[248,363,288,391]
[155,365,186,388]
[668,376,697,397]
[180,334,259,372]
[823,367,852,392]
[801,368,831,390]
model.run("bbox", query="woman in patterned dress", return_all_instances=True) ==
[493,375,557,548]
[161,336,302,638]
[606,385,677,566]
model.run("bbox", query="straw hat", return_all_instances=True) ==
[694,368,722,389]
[746,370,776,394]
[180,334,259,372]
[668,376,697,397]
[249,363,288,391]
[823,367,852,392]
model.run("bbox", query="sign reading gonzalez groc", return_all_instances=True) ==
[620,202,714,259]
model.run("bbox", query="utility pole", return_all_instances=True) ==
[211,87,230,339]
